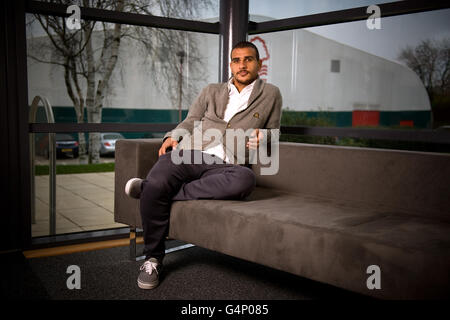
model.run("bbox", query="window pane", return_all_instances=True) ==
[249,9,450,152]
[27,15,219,125]
[31,131,127,237]
[250,0,401,21]
[27,14,219,164]
[26,11,220,237]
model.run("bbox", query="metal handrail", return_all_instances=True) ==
[29,96,56,235]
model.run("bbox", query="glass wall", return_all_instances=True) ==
[31,137,122,237]
[249,9,450,150]
[26,1,449,238]
[27,10,219,237]
[26,15,219,126]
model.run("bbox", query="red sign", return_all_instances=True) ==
[250,36,270,81]
[352,110,380,127]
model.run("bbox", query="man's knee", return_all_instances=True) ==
[146,151,181,182]
[141,177,168,200]
[232,166,256,199]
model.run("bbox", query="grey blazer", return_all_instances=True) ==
[164,78,283,164]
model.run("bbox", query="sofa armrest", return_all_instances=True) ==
[114,138,162,227]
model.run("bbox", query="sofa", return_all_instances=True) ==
[114,138,450,299]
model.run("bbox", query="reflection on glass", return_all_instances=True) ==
[26,14,219,163]
[250,9,450,133]
[251,27,432,129]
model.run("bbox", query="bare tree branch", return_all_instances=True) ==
[399,37,450,100]
[28,0,216,163]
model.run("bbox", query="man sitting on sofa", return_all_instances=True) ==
[124,41,283,290]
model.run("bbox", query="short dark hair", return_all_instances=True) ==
[231,41,260,61]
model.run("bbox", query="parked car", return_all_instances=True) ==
[55,133,79,158]
[100,133,125,156]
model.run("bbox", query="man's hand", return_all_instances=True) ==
[246,129,264,150]
[159,137,178,156]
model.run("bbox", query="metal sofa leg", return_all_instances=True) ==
[129,227,195,261]
[129,227,145,261]
[166,243,195,253]
[129,227,136,261]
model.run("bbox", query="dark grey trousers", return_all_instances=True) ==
[139,150,256,260]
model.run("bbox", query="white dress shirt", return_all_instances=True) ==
[202,78,256,163]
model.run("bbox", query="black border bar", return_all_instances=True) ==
[26,0,220,34]
[281,125,450,145]
[29,122,450,144]
[29,122,177,133]
[249,0,450,34]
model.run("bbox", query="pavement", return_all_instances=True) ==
[32,168,127,237]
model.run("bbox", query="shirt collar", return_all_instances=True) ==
[228,77,256,95]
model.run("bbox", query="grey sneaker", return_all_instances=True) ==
[137,258,162,289]
[125,178,143,199]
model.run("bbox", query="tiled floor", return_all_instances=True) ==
[32,172,127,237]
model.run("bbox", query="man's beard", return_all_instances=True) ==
[233,73,256,85]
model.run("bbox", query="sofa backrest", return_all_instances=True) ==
[254,142,450,222]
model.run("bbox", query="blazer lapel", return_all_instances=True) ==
[247,78,265,109]
[217,82,229,119]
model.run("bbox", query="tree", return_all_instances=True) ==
[27,0,215,163]
[398,38,450,102]
[398,38,450,128]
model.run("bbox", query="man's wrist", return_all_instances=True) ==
[164,136,182,143]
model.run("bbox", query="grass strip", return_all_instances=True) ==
[35,162,115,176]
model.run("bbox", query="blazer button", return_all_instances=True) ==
[227,123,231,128]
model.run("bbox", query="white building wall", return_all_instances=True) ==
[251,29,430,112]
[28,27,430,113]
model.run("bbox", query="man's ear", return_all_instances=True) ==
[258,60,262,71]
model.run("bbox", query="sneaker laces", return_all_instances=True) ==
[140,260,159,275]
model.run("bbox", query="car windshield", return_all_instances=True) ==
[55,134,75,141]
[103,134,123,140]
